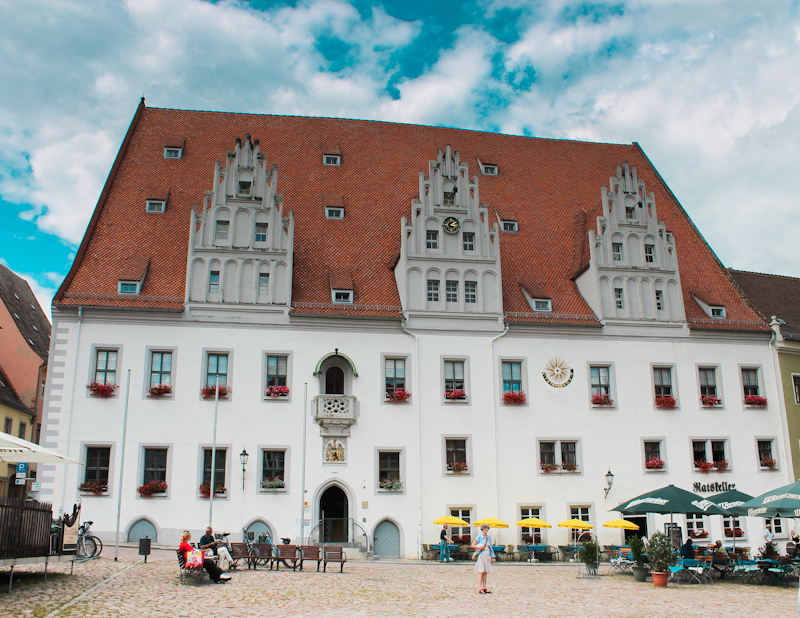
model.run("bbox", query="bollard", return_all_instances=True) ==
[139,536,151,563]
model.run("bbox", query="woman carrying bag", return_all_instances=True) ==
[471,524,496,594]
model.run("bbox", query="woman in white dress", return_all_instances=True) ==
[471,524,496,594]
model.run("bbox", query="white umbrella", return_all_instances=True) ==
[0,432,82,464]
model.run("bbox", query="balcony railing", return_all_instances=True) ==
[313,395,357,435]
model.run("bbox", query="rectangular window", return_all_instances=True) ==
[645,245,655,262]
[119,282,138,295]
[612,243,622,261]
[95,350,118,385]
[711,440,726,463]
[150,351,172,386]
[465,282,476,304]
[561,442,577,468]
[209,271,220,294]
[203,448,227,491]
[445,439,467,470]
[519,507,543,543]
[443,192,455,206]
[450,507,472,542]
[85,446,110,484]
[258,273,269,295]
[742,368,759,396]
[765,517,783,535]
[655,290,664,311]
[164,148,181,159]
[502,361,522,393]
[262,450,285,482]
[711,307,726,318]
[686,513,705,532]
[378,451,400,484]
[385,359,406,397]
[4,417,12,434]
[333,290,353,304]
[255,223,268,242]
[146,200,165,213]
[325,207,343,219]
[323,155,341,166]
[426,231,438,249]
[444,361,464,393]
[238,181,252,196]
[653,367,672,397]
[502,221,518,232]
[463,232,475,251]
[644,441,661,461]
[698,368,716,397]
[267,355,287,387]
[590,366,610,397]
[206,353,228,388]
[533,299,551,311]
[794,375,800,404]
[143,448,167,484]
[758,440,774,466]
[693,440,708,464]
[540,442,555,467]
[446,281,458,303]
[570,506,591,542]
[215,221,230,240]
[18,422,26,440]
[482,164,498,175]
[427,280,439,302]
[614,288,624,309]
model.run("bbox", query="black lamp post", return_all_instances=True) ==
[240,448,249,490]
[604,469,615,498]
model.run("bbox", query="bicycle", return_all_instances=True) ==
[76,520,103,559]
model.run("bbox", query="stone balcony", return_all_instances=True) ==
[313,395,357,436]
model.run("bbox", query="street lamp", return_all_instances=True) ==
[240,448,249,490]
[604,469,615,498]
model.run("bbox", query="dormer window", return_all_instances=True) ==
[164,148,182,159]
[323,155,341,166]
[443,191,455,206]
[645,245,655,263]
[238,181,252,197]
[215,221,230,240]
[710,306,726,318]
[146,200,165,213]
[502,221,518,233]
[326,207,344,220]
[118,281,140,295]
[532,299,551,312]
[482,164,498,176]
[332,290,353,304]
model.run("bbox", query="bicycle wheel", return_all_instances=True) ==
[77,536,97,559]
[91,535,103,558]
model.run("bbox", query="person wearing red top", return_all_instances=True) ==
[179,531,230,583]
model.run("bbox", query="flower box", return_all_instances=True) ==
[502,391,526,405]
[724,528,744,538]
[713,459,729,473]
[452,535,471,544]
[701,396,721,407]
[379,478,403,490]
[199,480,227,498]
[447,462,468,474]
[445,390,466,401]
[87,381,117,398]
[540,462,559,473]
[645,457,665,470]
[655,396,677,408]
[265,386,289,398]
[744,395,767,407]
[386,389,411,403]
[695,460,714,474]
[79,481,107,495]
[688,529,708,539]
[138,481,167,497]
[261,477,285,489]
[201,385,230,399]
[591,394,613,406]
[561,462,579,472]
[761,457,777,470]
[147,383,172,398]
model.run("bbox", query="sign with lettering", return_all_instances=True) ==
[693,481,736,494]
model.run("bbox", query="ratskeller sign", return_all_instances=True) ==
[694,481,735,493]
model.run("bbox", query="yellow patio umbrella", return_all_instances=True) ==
[473,518,509,528]
[516,517,552,528]
[558,519,593,529]
[603,519,639,530]
[433,515,470,526]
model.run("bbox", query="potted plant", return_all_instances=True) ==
[540,462,559,473]
[137,480,167,497]
[261,477,285,489]
[591,394,613,406]
[201,385,230,399]
[447,461,468,474]
[645,531,676,587]
[445,390,466,401]
[87,381,117,398]
[694,459,714,473]
[379,478,402,490]
[502,391,526,405]
[79,481,107,495]
[688,529,708,539]
[561,462,578,472]
[265,385,289,397]
[386,389,411,403]
[701,395,721,407]
[147,383,172,398]
[724,527,744,538]
[744,395,767,407]
[645,457,665,470]
[199,480,226,498]
[578,538,599,572]
[759,541,779,560]
[713,459,728,473]
[629,535,649,582]
[761,457,777,470]
[655,396,677,408]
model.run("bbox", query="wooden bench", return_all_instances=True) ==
[299,545,323,572]
[272,544,301,571]
[177,549,207,585]
[229,542,253,570]
[323,546,347,572]
[251,543,274,569]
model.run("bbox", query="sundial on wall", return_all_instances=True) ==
[542,357,574,388]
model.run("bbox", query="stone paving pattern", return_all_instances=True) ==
[2,548,796,617]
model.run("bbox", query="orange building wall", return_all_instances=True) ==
[0,298,44,411]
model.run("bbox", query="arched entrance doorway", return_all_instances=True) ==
[373,520,400,559]
[320,485,348,542]
[245,520,273,543]
[127,518,158,543]
[325,367,344,394]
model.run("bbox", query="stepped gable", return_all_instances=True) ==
[54,103,766,330]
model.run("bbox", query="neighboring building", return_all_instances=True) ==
[729,269,800,482]
[40,100,790,556]
[0,364,37,497]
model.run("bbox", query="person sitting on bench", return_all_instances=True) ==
[179,531,231,583]
[199,526,234,570]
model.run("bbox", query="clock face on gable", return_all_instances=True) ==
[442,217,460,234]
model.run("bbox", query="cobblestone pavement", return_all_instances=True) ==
[2,548,797,618]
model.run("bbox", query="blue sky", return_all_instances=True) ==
[2,0,800,317]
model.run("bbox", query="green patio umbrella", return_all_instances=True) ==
[737,480,800,518]
[707,489,754,552]
[611,484,729,516]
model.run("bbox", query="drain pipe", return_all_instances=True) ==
[60,306,83,506]
[401,318,422,559]
[489,320,510,518]
[768,318,793,481]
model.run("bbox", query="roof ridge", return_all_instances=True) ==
[727,268,800,282]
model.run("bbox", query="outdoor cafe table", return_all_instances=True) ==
[755,559,791,586]
[558,545,580,562]
[518,544,549,561]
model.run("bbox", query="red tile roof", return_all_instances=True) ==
[54,102,767,331]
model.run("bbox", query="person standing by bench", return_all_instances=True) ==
[179,531,231,583]
[199,526,234,570]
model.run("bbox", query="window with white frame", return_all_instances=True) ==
[758,439,775,468]
[426,231,438,249]
[215,220,229,240]
[326,207,344,219]
[710,306,726,318]
[693,439,727,468]
[653,367,672,397]
[482,164,498,175]
[323,155,340,166]
[94,350,118,385]
[644,440,663,467]
[590,366,610,397]
[722,514,744,539]
[255,222,268,242]
[698,367,717,397]
[443,191,455,206]
[742,368,760,397]
[143,448,167,484]
[150,351,172,387]
[119,281,140,295]
[686,513,706,536]
[427,280,439,302]
[3,417,11,434]
[203,448,227,492]
[463,232,475,251]
[85,446,110,487]
[446,281,458,303]
[614,288,624,309]
[208,270,220,294]
[258,273,269,295]
[765,517,783,536]
[794,375,800,404]
[532,299,551,312]
[238,181,252,197]
[539,440,578,472]
[450,507,471,543]
[625,204,635,219]
[502,221,518,232]
[655,290,664,311]
[502,361,522,393]
[465,282,477,304]
[146,200,165,213]
[384,358,406,398]
[444,361,464,395]
[378,451,400,488]
[266,355,287,387]
[569,506,591,542]
[519,507,543,544]
[164,147,182,159]
[332,290,353,304]
[612,243,622,261]
[645,244,655,263]
[262,450,285,488]
[445,439,467,473]
[206,353,228,388]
